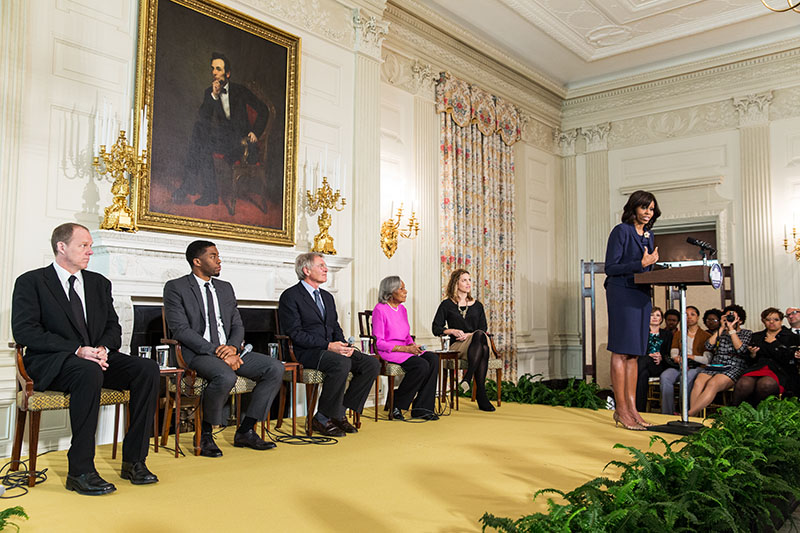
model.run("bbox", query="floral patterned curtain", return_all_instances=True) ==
[436,72,519,380]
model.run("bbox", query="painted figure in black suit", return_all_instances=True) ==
[11,223,159,495]
[163,240,283,457]
[278,253,380,437]
[604,190,660,431]
[175,52,269,206]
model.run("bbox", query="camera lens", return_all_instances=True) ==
[726,313,735,322]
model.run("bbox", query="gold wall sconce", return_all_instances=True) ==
[381,203,419,259]
[785,225,800,261]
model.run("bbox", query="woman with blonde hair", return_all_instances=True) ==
[432,269,495,411]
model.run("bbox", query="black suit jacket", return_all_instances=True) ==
[162,274,244,364]
[11,265,122,391]
[199,82,268,157]
[278,282,345,368]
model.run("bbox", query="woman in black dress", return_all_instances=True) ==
[604,190,660,430]
[432,269,495,411]
[733,307,800,406]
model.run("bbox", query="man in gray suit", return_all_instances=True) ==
[163,240,283,457]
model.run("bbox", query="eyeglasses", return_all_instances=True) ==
[788,310,799,316]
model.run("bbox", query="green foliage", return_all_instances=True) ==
[465,374,606,410]
[481,397,800,532]
[0,506,27,532]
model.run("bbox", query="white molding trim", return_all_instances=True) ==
[619,176,723,195]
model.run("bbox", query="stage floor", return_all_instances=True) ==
[5,404,704,532]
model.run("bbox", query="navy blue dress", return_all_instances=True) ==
[604,223,655,356]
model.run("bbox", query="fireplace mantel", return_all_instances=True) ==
[89,230,352,352]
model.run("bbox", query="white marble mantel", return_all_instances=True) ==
[89,230,352,352]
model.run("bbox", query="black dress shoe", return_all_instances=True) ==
[199,433,223,457]
[390,407,404,420]
[65,472,116,495]
[234,428,276,450]
[478,401,496,412]
[311,417,346,437]
[411,409,439,420]
[333,417,359,434]
[120,461,158,485]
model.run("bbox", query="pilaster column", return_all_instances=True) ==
[582,123,611,261]
[1,1,26,353]
[554,129,579,335]
[411,62,438,343]
[350,8,388,328]
[734,91,776,313]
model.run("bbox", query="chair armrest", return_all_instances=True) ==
[485,332,501,358]
[160,338,195,383]
[275,334,299,364]
[12,344,34,407]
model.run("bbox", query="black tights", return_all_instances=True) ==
[732,376,780,407]
[462,331,492,409]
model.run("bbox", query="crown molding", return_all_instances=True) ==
[384,1,563,128]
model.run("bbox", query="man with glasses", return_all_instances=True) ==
[787,307,800,335]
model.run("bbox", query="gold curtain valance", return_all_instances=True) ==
[435,72,521,146]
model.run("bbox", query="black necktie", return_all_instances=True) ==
[314,289,325,318]
[68,275,91,346]
[205,282,221,346]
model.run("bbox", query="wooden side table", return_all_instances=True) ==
[435,350,460,410]
[154,367,183,458]
[274,361,299,437]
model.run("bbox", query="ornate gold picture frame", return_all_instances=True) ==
[133,0,299,244]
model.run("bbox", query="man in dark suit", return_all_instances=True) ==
[176,51,269,206]
[163,240,283,457]
[11,223,159,495]
[278,253,380,437]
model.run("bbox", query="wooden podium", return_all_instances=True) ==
[634,265,722,434]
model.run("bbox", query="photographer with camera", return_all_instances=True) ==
[732,307,800,406]
[688,304,753,417]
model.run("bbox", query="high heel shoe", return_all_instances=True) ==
[613,411,646,431]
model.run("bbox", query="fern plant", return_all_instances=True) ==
[0,507,27,532]
[473,374,606,410]
[481,397,800,532]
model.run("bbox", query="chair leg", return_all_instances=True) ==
[235,394,242,425]
[161,391,173,447]
[496,369,502,406]
[374,375,379,422]
[471,378,477,402]
[276,381,287,430]
[194,404,203,456]
[28,411,41,487]
[388,376,395,419]
[112,404,120,460]
[11,409,26,472]
[305,384,319,437]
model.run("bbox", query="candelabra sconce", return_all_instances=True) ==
[92,130,145,232]
[380,203,420,259]
[306,176,346,255]
[785,226,800,262]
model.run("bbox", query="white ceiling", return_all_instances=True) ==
[415,0,800,92]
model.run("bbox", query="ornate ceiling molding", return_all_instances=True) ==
[353,8,390,59]
[581,123,611,153]
[242,0,350,46]
[383,2,562,128]
[554,128,579,157]
[562,46,800,130]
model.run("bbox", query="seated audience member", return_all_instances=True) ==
[688,304,753,417]
[11,223,159,495]
[663,309,680,333]
[703,308,722,335]
[659,305,711,414]
[787,307,800,335]
[635,307,671,412]
[371,276,440,421]
[432,269,496,412]
[163,240,284,457]
[278,253,380,437]
[733,307,800,405]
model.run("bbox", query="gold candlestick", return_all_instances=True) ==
[380,203,419,259]
[785,226,800,262]
[306,176,346,255]
[92,130,145,232]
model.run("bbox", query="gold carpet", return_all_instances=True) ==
[4,404,692,532]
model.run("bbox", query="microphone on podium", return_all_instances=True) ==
[686,236,716,255]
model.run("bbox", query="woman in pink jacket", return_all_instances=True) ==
[372,276,440,421]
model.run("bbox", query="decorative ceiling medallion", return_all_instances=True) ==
[585,25,633,47]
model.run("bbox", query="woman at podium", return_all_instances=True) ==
[604,190,660,430]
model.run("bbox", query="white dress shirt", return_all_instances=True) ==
[211,84,231,120]
[194,275,227,346]
[52,262,86,321]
